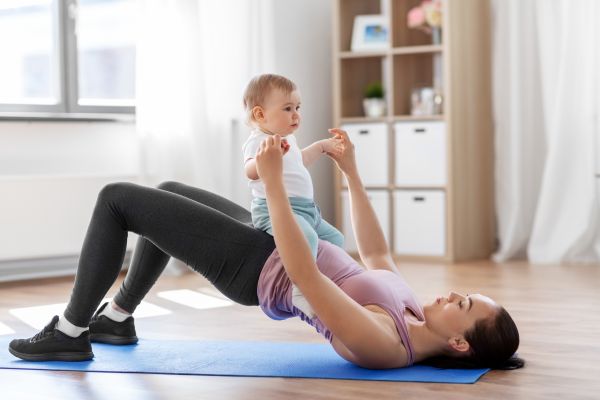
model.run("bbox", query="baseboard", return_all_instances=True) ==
[0,251,132,283]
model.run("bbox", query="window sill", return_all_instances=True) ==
[0,112,136,123]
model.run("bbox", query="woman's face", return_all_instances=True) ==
[423,291,499,344]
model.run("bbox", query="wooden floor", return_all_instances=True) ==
[1,259,599,400]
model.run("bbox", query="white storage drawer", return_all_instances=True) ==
[393,190,446,256]
[341,190,390,253]
[341,123,388,186]
[394,121,446,186]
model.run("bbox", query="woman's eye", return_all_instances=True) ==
[459,301,463,309]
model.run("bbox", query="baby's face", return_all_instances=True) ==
[258,89,301,136]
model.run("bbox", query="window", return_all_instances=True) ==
[0,0,136,116]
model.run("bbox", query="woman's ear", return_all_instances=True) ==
[252,106,265,122]
[448,335,470,354]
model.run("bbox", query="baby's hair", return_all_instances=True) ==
[243,73,297,125]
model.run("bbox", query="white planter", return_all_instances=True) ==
[363,98,386,118]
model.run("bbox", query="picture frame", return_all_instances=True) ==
[351,15,390,52]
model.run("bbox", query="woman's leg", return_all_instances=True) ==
[63,182,275,327]
[112,181,258,314]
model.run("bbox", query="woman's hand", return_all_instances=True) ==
[320,137,344,157]
[255,135,285,187]
[326,128,358,176]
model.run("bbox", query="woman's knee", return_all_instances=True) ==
[156,181,180,192]
[98,182,138,203]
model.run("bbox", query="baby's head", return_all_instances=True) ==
[243,74,301,136]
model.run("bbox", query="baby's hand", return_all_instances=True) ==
[321,137,343,157]
[281,138,290,155]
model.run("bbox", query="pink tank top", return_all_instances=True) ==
[256,240,425,365]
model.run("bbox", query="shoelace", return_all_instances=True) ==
[31,320,55,342]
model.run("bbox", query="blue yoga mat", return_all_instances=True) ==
[0,338,489,383]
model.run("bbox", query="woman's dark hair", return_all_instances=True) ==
[420,306,525,370]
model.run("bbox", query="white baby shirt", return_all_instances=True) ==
[242,129,314,199]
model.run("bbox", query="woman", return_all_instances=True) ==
[9,129,523,370]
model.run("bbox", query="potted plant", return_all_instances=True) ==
[362,81,386,118]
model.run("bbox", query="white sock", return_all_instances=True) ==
[56,315,88,338]
[99,301,131,322]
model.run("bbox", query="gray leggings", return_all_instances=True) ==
[63,181,276,327]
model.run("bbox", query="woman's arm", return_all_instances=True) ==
[326,129,399,274]
[255,135,400,368]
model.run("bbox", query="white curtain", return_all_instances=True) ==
[492,0,600,263]
[134,0,274,273]
[135,0,274,206]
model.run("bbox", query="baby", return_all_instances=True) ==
[242,73,344,318]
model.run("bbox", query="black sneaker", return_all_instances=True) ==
[8,315,94,361]
[89,302,138,345]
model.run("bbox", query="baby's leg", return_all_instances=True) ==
[252,199,319,259]
[315,219,345,249]
[250,199,273,235]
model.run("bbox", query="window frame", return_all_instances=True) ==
[0,0,135,119]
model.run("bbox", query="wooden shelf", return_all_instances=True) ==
[341,185,447,191]
[393,52,442,116]
[338,45,442,59]
[337,0,382,52]
[339,50,388,59]
[341,185,389,191]
[393,115,444,121]
[339,57,385,118]
[391,45,443,55]
[391,185,446,190]
[339,115,445,124]
[391,0,438,47]
[333,0,494,262]
[340,116,388,124]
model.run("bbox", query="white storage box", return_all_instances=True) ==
[341,190,390,253]
[394,121,446,186]
[393,190,446,256]
[341,123,388,186]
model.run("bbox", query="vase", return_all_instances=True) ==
[431,27,442,45]
[363,98,386,118]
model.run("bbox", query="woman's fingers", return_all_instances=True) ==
[264,135,282,149]
[328,128,349,140]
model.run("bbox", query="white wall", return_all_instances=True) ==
[271,0,334,220]
[0,0,334,280]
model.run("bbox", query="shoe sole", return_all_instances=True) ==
[90,333,138,345]
[8,347,94,362]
